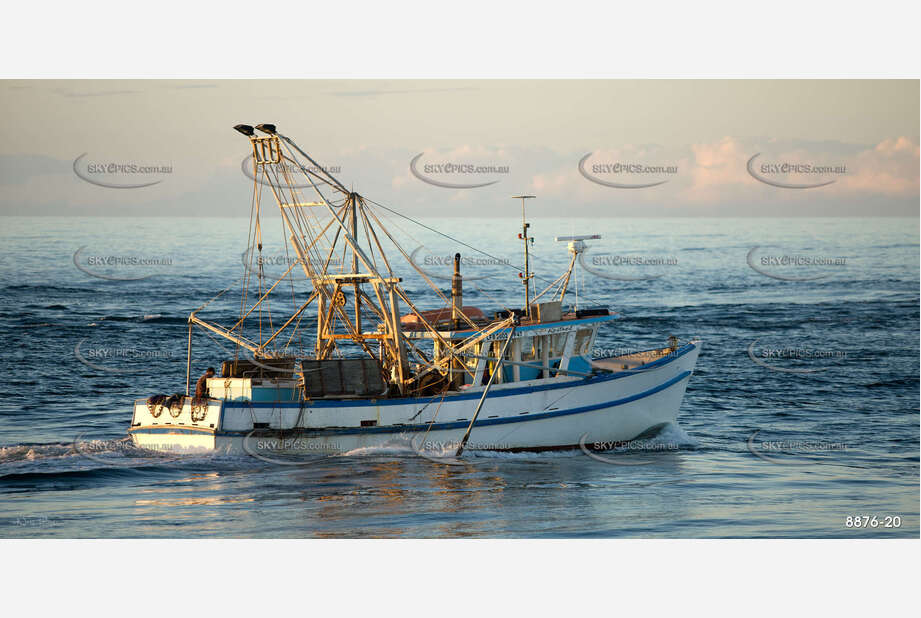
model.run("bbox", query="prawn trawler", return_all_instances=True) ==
[128,124,701,457]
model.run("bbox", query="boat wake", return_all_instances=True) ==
[0,438,174,463]
[0,442,81,463]
[1,424,700,478]
[644,423,699,449]
[340,439,419,458]
[335,423,699,464]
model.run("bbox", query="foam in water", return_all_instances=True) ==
[647,423,699,449]
[334,424,699,463]
[340,435,420,457]
[0,443,78,464]
[0,424,700,472]
[0,437,173,468]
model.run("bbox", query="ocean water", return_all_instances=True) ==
[0,215,917,538]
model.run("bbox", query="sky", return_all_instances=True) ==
[0,79,917,217]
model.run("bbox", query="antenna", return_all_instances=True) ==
[512,195,536,317]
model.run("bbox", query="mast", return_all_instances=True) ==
[451,252,462,328]
[513,195,536,317]
[349,193,361,335]
[230,124,430,393]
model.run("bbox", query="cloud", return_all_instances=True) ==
[393,144,514,190]
[836,136,920,197]
[527,136,919,215]
[683,137,751,202]
[2,137,917,217]
[679,135,919,207]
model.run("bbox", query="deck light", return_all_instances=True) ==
[256,124,277,135]
[233,124,255,136]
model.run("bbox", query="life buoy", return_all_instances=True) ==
[191,398,209,422]
[164,393,184,418]
[147,395,168,418]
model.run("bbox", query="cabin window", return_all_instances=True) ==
[520,336,537,361]
[573,329,592,355]
[550,333,568,357]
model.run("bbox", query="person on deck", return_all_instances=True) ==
[195,367,216,399]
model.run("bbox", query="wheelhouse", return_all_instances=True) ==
[402,301,617,388]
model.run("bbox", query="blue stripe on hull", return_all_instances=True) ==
[130,369,692,438]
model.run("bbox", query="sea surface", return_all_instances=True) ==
[0,215,917,538]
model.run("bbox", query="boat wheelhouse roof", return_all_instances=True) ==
[401,307,618,340]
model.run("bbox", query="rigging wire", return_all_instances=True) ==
[362,195,607,309]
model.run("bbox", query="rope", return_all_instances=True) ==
[193,274,247,314]
[417,390,448,448]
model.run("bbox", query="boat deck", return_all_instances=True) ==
[591,346,678,371]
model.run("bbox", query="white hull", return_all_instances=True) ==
[129,342,700,457]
